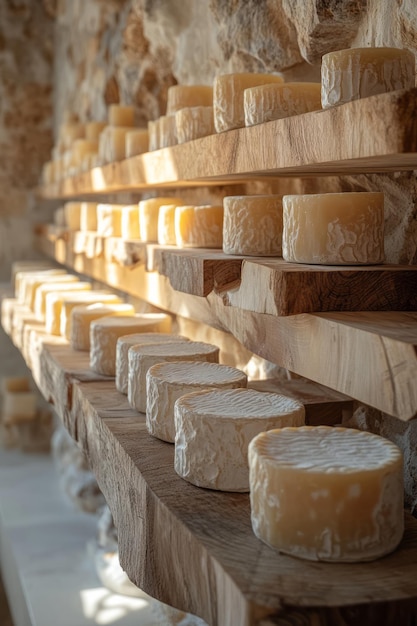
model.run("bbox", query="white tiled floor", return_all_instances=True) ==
[0,449,173,626]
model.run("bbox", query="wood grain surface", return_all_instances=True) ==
[4,330,416,626]
[37,88,417,199]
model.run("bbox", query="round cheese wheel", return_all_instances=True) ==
[249,426,404,562]
[244,82,321,126]
[70,303,136,351]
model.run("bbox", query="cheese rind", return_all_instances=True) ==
[139,197,184,242]
[90,314,172,376]
[175,106,215,144]
[148,120,159,151]
[214,73,284,132]
[244,82,321,126]
[70,303,136,351]
[128,341,219,414]
[157,205,178,245]
[45,290,120,336]
[159,114,178,148]
[223,195,283,256]
[321,47,415,109]
[108,105,135,127]
[116,333,189,394]
[248,426,404,562]
[166,85,213,115]
[175,388,305,491]
[86,121,107,142]
[120,205,140,240]
[125,129,149,158]
[282,192,385,265]
[147,361,248,443]
[175,205,224,248]
[97,204,124,237]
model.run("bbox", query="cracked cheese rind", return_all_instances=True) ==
[244,82,321,126]
[175,388,305,492]
[248,425,404,562]
[175,106,215,143]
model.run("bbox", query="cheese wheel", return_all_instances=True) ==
[214,73,284,132]
[85,121,106,142]
[159,114,178,148]
[121,205,140,240]
[175,205,223,248]
[59,122,85,149]
[223,195,283,256]
[3,391,37,424]
[175,106,215,144]
[148,119,159,151]
[147,361,248,443]
[128,341,219,414]
[108,104,135,127]
[34,280,92,320]
[116,333,189,394]
[90,314,172,376]
[45,290,120,336]
[244,82,321,126]
[157,204,178,245]
[321,47,415,109]
[282,192,385,265]
[175,388,305,491]
[125,129,149,158]
[71,139,98,168]
[97,204,124,237]
[12,261,54,291]
[64,202,82,230]
[70,303,136,351]
[61,293,124,340]
[139,197,184,242]
[248,426,404,562]
[166,85,213,115]
[19,270,68,308]
[80,202,98,231]
[105,126,132,161]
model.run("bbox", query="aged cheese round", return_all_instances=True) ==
[108,104,135,127]
[147,119,159,151]
[128,341,219,414]
[125,129,149,158]
[175,205,224,248]
[321,47,415,109]
[116,333,189,394]
[139,197,184,242]
[90,314,172,376]
[19,270,69,308]
[157,204,178,245]
[158,114,178,148]
[34,279,91,320]
[248,426,404,562]
[97,204,124,237]
[80,202,98,231]
[223,195,283,256]
[175,106,215,144]
[121,205,140,240]
[175,388,305,492]
[244,82,321,126]
[166,85,213,115]
[147,361,248,443]
[45,290,121,336]
[70,303,136,351]
[214,73,284,132]
[86,121,107,143]
[282,192,385,265]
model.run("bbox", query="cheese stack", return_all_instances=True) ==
[175,205,223,248]
[282,192,385,264]
[175,106,215,143]
[214,73,284,132]
[139,197,184,242]
[147,361,248,443]
[223,195,283,256]
[90,314,172,376]
[70,302,136,351]
[321,47,415,109]
[175,388,305,491]
[116,333,190,394]
[244,82,321,126]
[249,426,404,562]
[128,341,219,413]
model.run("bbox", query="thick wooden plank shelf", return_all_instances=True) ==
[38,89,417,199]
[34,231,417,420]
[3,323,417,626]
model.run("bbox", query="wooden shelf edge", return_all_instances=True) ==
[37,89,417,199]
[34,233,417,420]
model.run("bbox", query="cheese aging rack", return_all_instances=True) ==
[15,86,417,624]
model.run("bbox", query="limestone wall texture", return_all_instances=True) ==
[0,1,416,509]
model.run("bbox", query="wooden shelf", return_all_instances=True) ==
[38,88,417,199]
[2,319,417,625]
[34,231,417,420]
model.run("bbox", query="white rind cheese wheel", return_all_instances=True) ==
[19,270,69,308]
[148,120,159,151]
[248,426,404,562]
[71,139,98,168]
[213,73,284,132]
[86,121,107,142]
[121,205,140,240]
[70,303,136,351]
[147,361,248,443]
[223,195,283,256]
[166,85,213,115]
[158,114,178,148]
[64,202,82,230]
[175,388,305,492]
[175,106,215,144]
[244,82,321,126]
[108,104,135,127]
[139,197,183,242]
[128,341,219,414]
[157,204,178,245]
[321,47,415,109]
[80,202,98,231]
[97,204,124,237]
[45,290,120,336]
[282,192,385,265]
[125,129,149,158]
[34,280,91,320]
[116,333,189,394]
[90,314,172,376]
[175,205,223,248]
